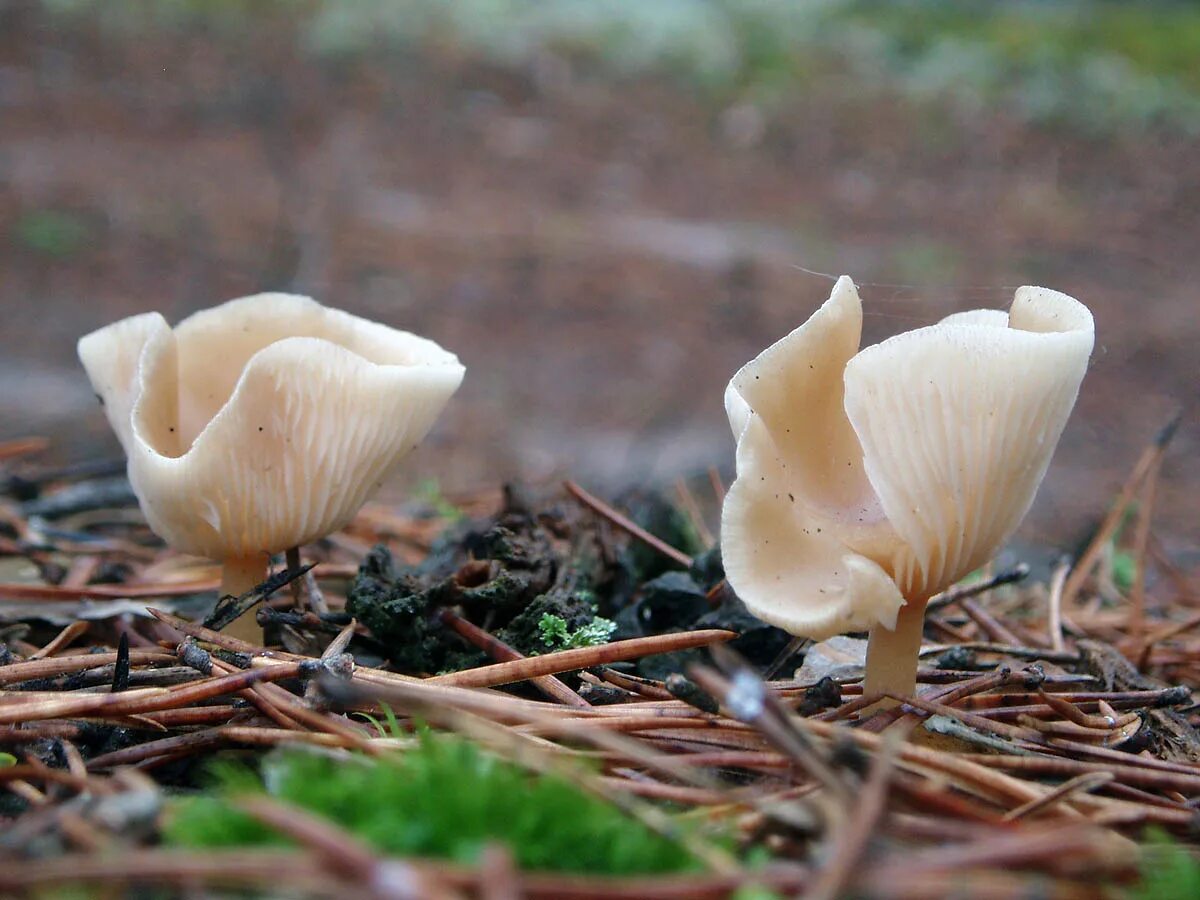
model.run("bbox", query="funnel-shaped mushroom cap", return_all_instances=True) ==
[79,294,465,560]
[721,278,1093,640]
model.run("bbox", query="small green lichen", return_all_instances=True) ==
[1108,503,1139,594]
[536,611,617,652]
[414,477,464,522]
[1112,549,1138,593]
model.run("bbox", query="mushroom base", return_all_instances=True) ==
[863,597,929,705]
[219,555,267,644]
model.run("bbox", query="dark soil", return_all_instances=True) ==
[345,486,801,682]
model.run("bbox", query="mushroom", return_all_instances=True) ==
[721,276,1093,699]
[78,294,465,640]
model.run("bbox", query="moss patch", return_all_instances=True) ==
[165,733,708,876]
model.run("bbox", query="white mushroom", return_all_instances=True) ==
[79,294,465,639]
[721,277,1093,699]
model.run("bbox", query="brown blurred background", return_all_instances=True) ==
[1,1,1196,558]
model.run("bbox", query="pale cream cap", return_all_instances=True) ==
[721,278,1093,639]
[79,294,465,559]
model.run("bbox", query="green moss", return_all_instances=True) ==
[1132,829,1200,900]
[39,0,1200,132]
[731,888,785,900]
[165,733,706,876]
[14,210,91,258]
[835,0,1200,131]
[844,1,1200,92]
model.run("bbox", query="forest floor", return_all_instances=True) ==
[0,429,1195,897]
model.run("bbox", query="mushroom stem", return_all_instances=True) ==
[219,555,266,645]
[863,597,929,703]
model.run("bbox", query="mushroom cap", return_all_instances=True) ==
[78,294,465,559]
[721,278,1093,639]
